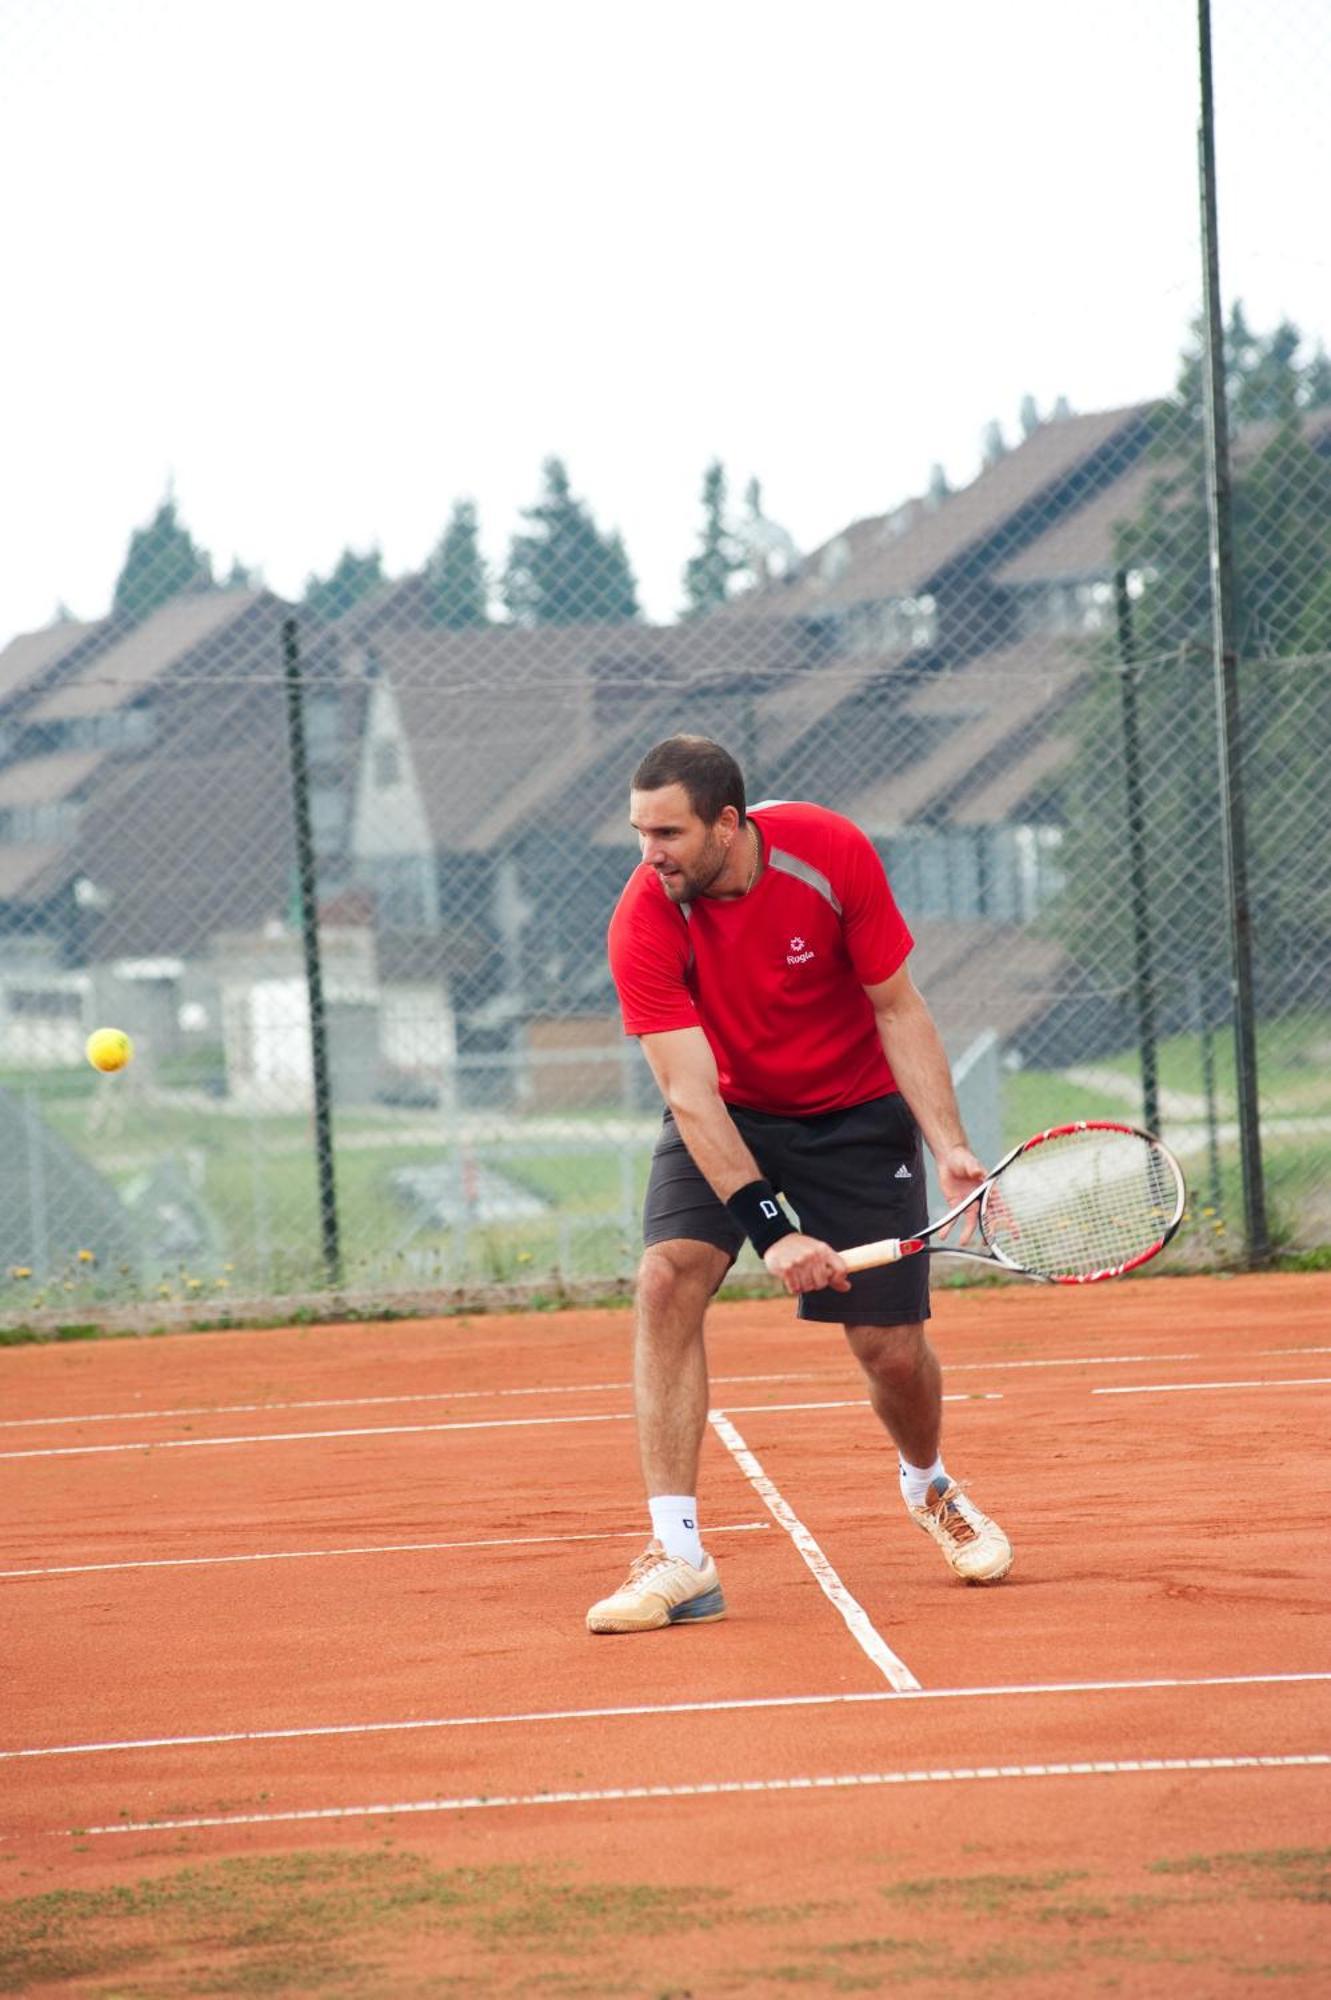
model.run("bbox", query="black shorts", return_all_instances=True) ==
[642,1092,930,1326]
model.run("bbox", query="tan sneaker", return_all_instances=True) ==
[909,1477,1012,1584]
[586,1539,726,1633]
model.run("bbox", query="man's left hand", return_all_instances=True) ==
[935,1145,987,1246]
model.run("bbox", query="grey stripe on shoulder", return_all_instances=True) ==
[767,847,842,914]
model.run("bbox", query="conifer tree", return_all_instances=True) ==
[980,419,1007,469]
[1055,309,1331,993]
[427,500,489,627]
[112,495,214,624]
[681,460,740,617]
[502,458,639,625]
[303,547,385,622]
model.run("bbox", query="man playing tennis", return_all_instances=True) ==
[588,734,1011,1634]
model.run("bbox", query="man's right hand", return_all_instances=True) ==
[763,1232,852,1296]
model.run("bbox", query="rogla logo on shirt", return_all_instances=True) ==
[787,935,815,966]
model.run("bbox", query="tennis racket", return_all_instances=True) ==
[842,1120,1186,1285]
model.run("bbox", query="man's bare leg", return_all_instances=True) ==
[842,1318,1011,1583]
[586,1238,733,1632]
[634,1238,732,1494]
[841,1320,941,1464]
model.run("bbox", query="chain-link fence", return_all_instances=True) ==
[1,3,1328,1323]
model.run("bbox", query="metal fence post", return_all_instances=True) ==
[281,616,342,1288]
[24,1091,48,1278]
[1113,570,1160,1138]
[1196,0,1270,1264]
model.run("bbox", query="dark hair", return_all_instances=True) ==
[631,735,746,825]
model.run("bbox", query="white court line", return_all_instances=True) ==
[0,1411,634,1461]
[1094,1377,1331,1397]
[67,1754,1331,1836]
[941,1345,1329,1374]
[0,1521,772,1583]
[0,1371,847,1433]
[733,1396,1000,1416]
[940,1352,1201,1372]
[31,1345,1331,1438]
[0,1392,986,1463]
[17,1347,1326,1435]
[10,1671,1330,1762]
[707,1409,918,1692]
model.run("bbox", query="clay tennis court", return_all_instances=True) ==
[4,1270,1329,1995]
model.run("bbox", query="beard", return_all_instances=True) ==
[656,826,729,903]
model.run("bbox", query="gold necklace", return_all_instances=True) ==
[742,822,761,894]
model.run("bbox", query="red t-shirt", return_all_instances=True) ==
[607,800,913,1116]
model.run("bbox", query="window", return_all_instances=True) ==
[310,787,345,849]
[846,595,938,657]
[369,856,438,928]
[7,987,83,1019]
[46,710,156,752]
[884,824,1062,924]
[305,694,340,755]
[0,801,81,843]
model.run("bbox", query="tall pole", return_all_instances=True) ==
[282,617,342,1286]
[1113,570,1160,1139]
[1196,0,1269,1264]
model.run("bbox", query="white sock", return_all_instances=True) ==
[649,1494,704,1567]
[899,1454,947,1508]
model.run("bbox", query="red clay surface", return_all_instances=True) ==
[3,1273,1330,1995]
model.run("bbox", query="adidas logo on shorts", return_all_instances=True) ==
[894,1164,913,1179]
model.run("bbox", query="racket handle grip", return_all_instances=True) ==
[841,1236,924,1273]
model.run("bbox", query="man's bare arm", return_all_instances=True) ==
[638,1027,764,1197]
[864,963,985,1231]
[639,1027,850,1293]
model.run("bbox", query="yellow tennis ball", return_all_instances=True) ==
[86,1027,133,1074]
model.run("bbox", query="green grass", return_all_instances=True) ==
[1,1843,1329,1994]
[0,1849,822,1996]
[13,1095,655,1303]
[1054,1008,1331,1117]
[878,1871,1089,1915]
[1000,1070,1131,1142]
[1146,1846,1331,1902]
[5,1003,1331,1319]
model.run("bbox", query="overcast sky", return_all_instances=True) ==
[1,0,1326,646]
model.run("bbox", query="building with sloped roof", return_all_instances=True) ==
[338,402,1205,1079]
[726,403,1159,655]
[0,591,365,975]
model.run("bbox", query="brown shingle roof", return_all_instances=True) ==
[0,621,102,707]
[358,620,824,854]
[995,406,1331,586]
[0,749,108,809]
[906,919,1074,1046]
[0,844,63,900]
[27,592,270,722]
[779,641,1085,834]
[991,459,1160,584]
[0,603,325,935]
[953,734,1076,824]
[729,405,1159,618]
[39,735,297,957]
[375,406,1211,868]
[362,629,601,854]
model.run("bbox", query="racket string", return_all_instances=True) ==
[979,1130,1183,1280]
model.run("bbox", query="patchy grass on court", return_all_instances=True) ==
[2,1843,1328,1994]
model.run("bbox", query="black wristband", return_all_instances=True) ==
[726,1178,797,1257]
